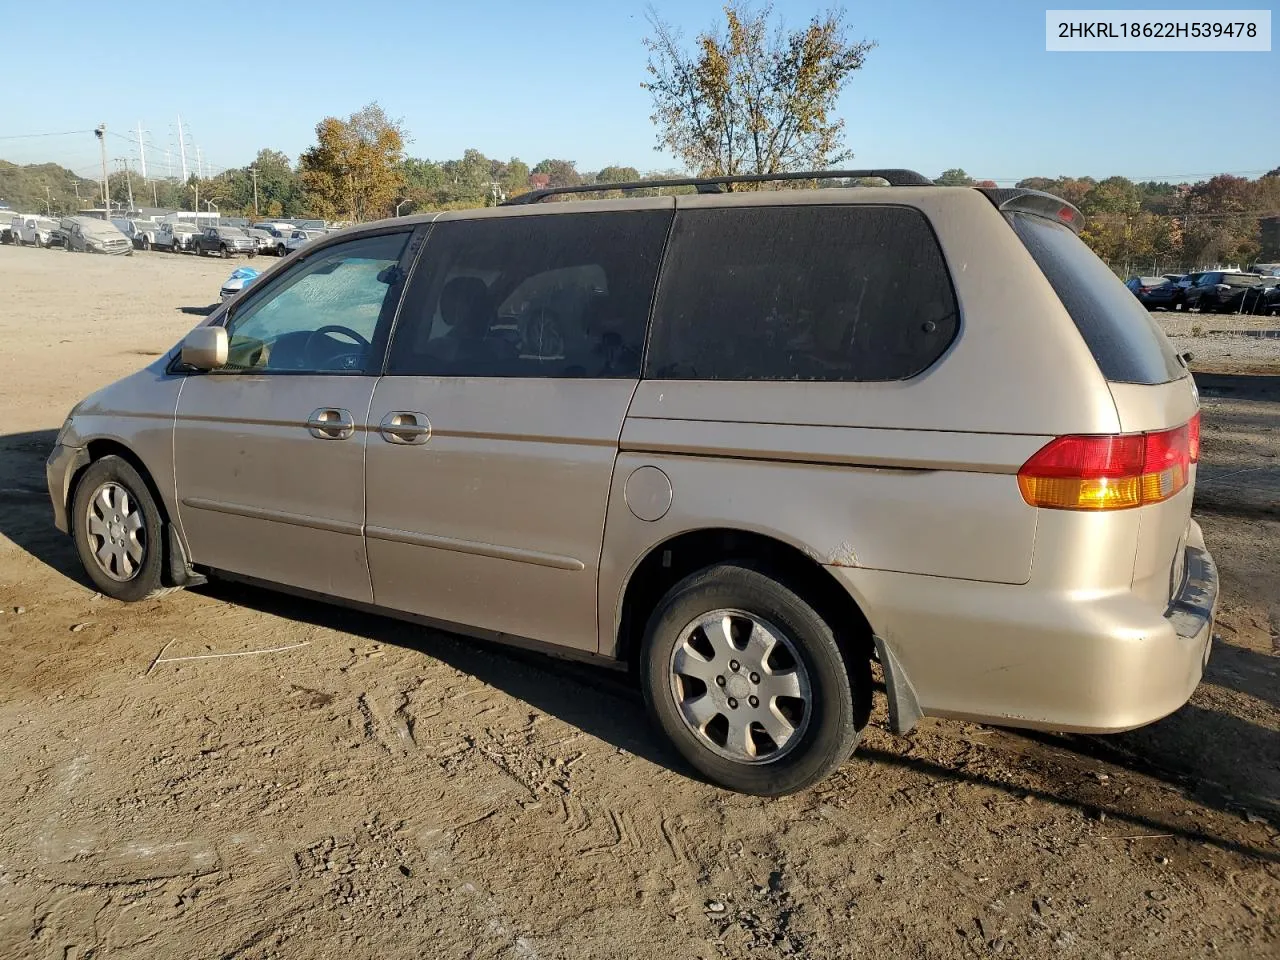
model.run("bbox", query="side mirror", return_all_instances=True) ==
[181,326,228,371]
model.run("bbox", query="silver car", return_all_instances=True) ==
[46,171,1217,795]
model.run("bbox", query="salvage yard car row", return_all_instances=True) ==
[1127,267,1280,315]
[3,213,332,260]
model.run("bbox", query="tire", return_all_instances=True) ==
[140,237,150,251]
[70,455,170,602]
[640,563,868,796]
[277,245,286,257]
[220,244,230,259]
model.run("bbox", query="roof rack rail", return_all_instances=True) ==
[502,168,934,205]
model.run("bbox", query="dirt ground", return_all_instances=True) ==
[0,245,1277,960]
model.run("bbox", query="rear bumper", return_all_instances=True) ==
[830,521,1218,734]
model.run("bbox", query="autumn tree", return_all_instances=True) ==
[532,158,582,187]
[299,102,406,222]
[642,2,874,180]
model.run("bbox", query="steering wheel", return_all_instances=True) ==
[303,324,371,370]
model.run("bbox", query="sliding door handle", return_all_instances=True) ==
[379,411,431,445]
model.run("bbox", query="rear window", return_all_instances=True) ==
[1009,213,1184,384]
[645,205,959,381]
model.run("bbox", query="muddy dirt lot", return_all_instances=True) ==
[0,246,1277,959]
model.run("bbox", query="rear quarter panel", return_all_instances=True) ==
[600,190,1124,655]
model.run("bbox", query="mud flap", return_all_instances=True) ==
[873,635,923,735]
[166,525,207,588]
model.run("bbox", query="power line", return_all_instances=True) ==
[0,129,92,140]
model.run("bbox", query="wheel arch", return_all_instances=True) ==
[73,439,171,526]
[72,438,200,587]
[612,528,875,716]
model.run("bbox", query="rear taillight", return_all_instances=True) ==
[1018,418,1198,510]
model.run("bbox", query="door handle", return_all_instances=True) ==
[306,407,355,440]
[379,411,431,445]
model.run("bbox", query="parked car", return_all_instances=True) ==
[46,174,1215,796]
[1241,279,1280,316]
[245,228,276,254]
[192,226,257,259]
[153,221,201,253]
[254,226,294,256]
[12,215,61,247]
[284,228,325,254]
[1189,271,1268,313]
[1125,276,1180,310]
[57,216,132,254]
[219,265,261,303]
[111,218,161,251]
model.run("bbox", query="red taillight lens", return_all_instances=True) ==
[1018,418,1198,510]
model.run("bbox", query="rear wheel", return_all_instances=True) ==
[70,456,169,602]
[640,563,868,796]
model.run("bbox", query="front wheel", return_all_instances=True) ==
[140,237,150,251]
[640,563,868,796]
[220,244,231,259]
[70,455,169,602]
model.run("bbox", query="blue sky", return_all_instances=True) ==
[3,0,1276,183]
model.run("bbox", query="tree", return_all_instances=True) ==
[596,165,642,184]
[642,2,874,179]
[1082,176,1140,216]
[532,158,582,187]
[935,168,974,186]
[299,102,407,222]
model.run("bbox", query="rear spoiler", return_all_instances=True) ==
[980,188,1084,235]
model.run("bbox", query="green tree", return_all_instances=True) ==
[596,165,642,184]
[299,102,407,222]
[935,168,974,186]
[1082,176,1140,215]
[532,158,582,187]
[643,1,874,179]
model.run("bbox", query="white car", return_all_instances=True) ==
[12,215,60,247]
[284,229,325,254]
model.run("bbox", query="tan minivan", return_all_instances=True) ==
[47,171,1217,795]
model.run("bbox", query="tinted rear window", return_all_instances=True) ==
[1009,213,1184,384]
[645,205,959,381]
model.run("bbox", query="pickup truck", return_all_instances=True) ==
[284,228,326,255]
[192,226,257,258]
[154,221,201,253]
[12,215,61,247]
[111,218,161,251]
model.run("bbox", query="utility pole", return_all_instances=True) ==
[95,124,108,213]
[151,180,158,206]
[195,145,203,180]
[44,186,51,215]
[136,121,148,180]
[250,166,259,215]
[118,159,135,211]
[177,112,188,182]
